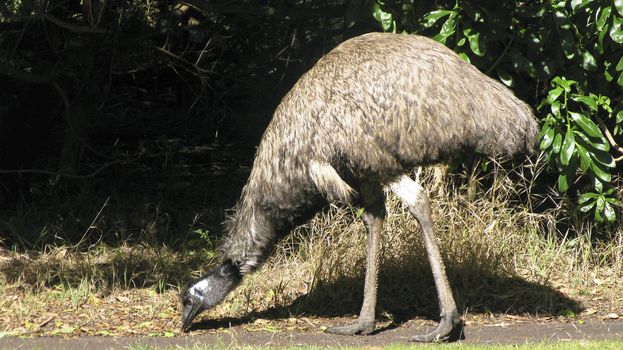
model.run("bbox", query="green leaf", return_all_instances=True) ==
[552,76,577,92]
[616,110,623,124]
[435,16,457,44]
[536,60,553,79]
[547,87,564,104]
[616,0,623,16]
[372,4,394,31]
[580,50,597,71]
[604,201,616,222]
[572,96,598,111]
[569,112,602,138]
[579,198,596,212]
[571,0,591,12]
[616,56,623,71]
[540,126,556,150]
[557,172,570,192]
[497,69,513,87]
[560,127,576,166]
[578,192,599,213]
[574,130,610,152]
[553,132,563,153]
[575,143,592,172]
[463,28,485,56]
[596,6,612,30]
[422,10,454,28]
[597,95,612,112]
[610,16,623,44]
[605,187,617,196]
[469,35,485,56]
[605,68,615,82]
[457,52,470,62]
[579,192,599,204]
[617,72,623,88]
[590,162,612,182]
[355,207,365,218]
[594,196,606,223]
[591,149,616,168]
[594,176,605,192]
[551,101,562,116]
[596,196,605,211]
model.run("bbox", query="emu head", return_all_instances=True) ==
[181,260,241,332]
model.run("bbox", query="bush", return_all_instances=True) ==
[369,0,623,224]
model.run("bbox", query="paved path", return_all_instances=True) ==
[2,320,622,349]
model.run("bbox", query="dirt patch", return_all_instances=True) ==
[2,319,623,349]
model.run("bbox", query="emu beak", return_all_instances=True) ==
[181,302,202,332]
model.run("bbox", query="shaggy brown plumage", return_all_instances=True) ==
[182,32,539,341]
[222,33,537,272]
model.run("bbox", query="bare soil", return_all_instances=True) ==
[2,318,623,349]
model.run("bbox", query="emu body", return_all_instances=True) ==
[182,33,538,341]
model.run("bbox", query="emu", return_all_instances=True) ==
[181,32,539,342]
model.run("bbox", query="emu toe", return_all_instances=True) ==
[410,311,462,342]
[325,320,375,336]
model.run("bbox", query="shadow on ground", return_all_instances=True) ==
[189,264,581,332]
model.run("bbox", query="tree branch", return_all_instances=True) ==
[179,1,347,20]
[0,60,56,83]
[0,21,25,31]
[41,13,108,34]
[0,159,124,179]
[596,116,623,162]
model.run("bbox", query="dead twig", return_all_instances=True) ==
[595,116,623,162]
[0,159,125,179]
[0,61,56,83]
[37,315,55,328]
[41,13,108,34]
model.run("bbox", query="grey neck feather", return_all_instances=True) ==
[220,175,324,275]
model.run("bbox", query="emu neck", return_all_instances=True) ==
[221,164,324,275]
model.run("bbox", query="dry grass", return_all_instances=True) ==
[229,163,623,318]
[1,162,622,337]
[208,161,623,323]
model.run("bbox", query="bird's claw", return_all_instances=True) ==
[325,320,375,336]
[410,311,462,342]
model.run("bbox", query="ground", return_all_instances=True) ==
[2,317,623,349]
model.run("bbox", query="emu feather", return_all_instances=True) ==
[181,33,538,341]
[308,160,356,203]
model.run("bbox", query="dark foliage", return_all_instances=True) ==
[0,0,381,247]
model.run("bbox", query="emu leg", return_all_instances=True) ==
[326,181,386,336]
[390,175,461,342]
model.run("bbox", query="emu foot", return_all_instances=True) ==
[410,311,462,342]
[326,319,375,336]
